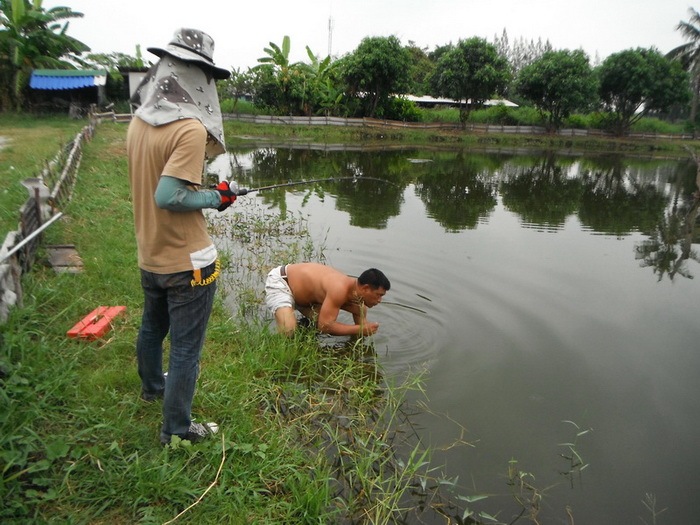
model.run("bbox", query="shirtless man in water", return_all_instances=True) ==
[264,263,391,337]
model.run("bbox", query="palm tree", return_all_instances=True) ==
[0,0,89,110]
[668,8,700,136]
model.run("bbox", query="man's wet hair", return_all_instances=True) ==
[358,268,391,290]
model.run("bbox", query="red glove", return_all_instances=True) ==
[215,180,237,212]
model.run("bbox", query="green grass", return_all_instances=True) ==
[0,114,85,233]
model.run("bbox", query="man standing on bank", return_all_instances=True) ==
[265,263,391,337]
[126,28,238,445]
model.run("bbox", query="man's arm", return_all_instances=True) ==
[317,295,378,336]
[154,175,222,211]
[347,302,369,326]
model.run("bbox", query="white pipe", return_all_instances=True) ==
[0,212,64,263]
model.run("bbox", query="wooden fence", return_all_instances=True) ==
[0,119,96,324]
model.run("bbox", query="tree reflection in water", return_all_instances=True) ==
[211,146,700,281]
[635,151,700,281]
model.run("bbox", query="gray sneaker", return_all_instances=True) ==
[185,421,219,443]
[162,421,219,445]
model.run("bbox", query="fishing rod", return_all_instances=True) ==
[221,176,394,196]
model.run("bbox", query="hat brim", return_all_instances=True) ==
[147,46,230,80]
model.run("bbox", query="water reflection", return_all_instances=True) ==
[635,179,700,281]
[209,147,700,280]
[500,153,581,229]
[579,157,666,235]
[415,151,499,231]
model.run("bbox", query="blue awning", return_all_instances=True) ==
[30,69,108,90]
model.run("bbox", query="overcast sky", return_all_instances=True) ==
[50,1,695,71]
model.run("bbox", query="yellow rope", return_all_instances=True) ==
[190,259,221,287]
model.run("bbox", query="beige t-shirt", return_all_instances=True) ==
[126,117,217,274]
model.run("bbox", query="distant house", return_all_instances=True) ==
[29,69,108,115]
[118,66,149,99]
[118,66,150,112]
[405,95,518,109]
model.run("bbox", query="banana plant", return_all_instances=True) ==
[258,35,291,79]
[0,0,89,110]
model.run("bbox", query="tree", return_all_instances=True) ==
[668,8,700,135]
[341,35,413,118]
[253,35,320,115]
[83,49,145,103]
[404,41,434,95]
[516,49,597,131]
[258,35,291,73]
[301,46,344,116]
[598,48,690,136]
[254,35,292,112]
[217,66,255,112]
[493,28,553,99]
[428,43,453,64]
[430,37,511,125]
[84,50,144,71]
[493,28,553,77]
[0,0,89,110]
[251,36,344,116]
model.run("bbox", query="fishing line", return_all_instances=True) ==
[381,301,427,314]
[217,176,396,196]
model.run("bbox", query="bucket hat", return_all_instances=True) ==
[147,28,230,80]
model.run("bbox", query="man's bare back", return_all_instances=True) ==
[285,263,355,308]
[265,263,390,337]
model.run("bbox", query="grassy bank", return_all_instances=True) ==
[1,120,472,524]
[221,117,700,159]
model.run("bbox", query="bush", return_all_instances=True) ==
[421,107,460,123]
[507,107,544,126]
[468,105,517,125]
[467,106,543,126]
[630,117,681,134]
[220,98,262,115]
[586,111,617,131]
[381,97,424,122]
[564,113,589,129]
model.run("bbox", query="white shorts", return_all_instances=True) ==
[264,265,294,314]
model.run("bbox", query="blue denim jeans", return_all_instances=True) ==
[137,262,217,443]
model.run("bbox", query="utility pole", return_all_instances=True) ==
[328,14,333,57]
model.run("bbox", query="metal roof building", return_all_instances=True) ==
[29,69,109,114]
[29,69,108,90]
[405,95,518,108]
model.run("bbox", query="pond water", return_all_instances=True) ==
[209,144,700,524]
